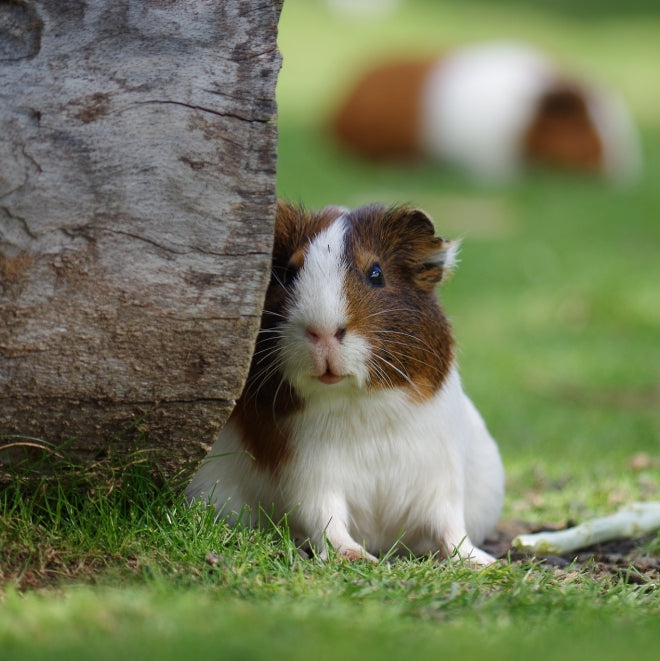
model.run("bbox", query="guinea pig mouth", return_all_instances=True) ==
[317,370,345,385]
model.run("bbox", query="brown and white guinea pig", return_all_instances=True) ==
[186,200,504,566]
[332,42,641,182]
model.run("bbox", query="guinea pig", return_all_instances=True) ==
[332,41,641,183]
[186,200,505,566]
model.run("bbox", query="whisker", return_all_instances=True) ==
[249,353,285,382]
[242,354,288,405]
[371,353,422,397]
[381,347,412,377]
[262,308,287,320]
[250,349,283,372]
[271,375,290,423]
[270,271,286,289]
[370,339,440,371]
[362,307,415,320]
[369,328,439,354]
[368,359,394,390]
[257,328,285,336]
[371,354,408,385]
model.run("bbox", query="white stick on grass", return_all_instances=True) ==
[512,502,660,556]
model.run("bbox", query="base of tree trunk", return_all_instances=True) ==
[1,397,231,479]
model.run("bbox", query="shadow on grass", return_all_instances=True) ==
[0,429,196,589]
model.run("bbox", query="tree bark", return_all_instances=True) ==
[0,0,282,476]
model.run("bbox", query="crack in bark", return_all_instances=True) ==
[0,166,28,203]
[195,248,270,258]
[21,144,43,174]
[160,314,259,323]
[211,45,280,63]
[101,228,187,255]
[0,206,37,240]
[0,144,42,202]
[113,99,269,124]
[101,229,270,260]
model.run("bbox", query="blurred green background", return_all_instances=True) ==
[276,0,660,518]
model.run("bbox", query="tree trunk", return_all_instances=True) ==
[0,0,282,477]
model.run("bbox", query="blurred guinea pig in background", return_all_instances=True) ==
[331,41,642,183]
[187,201,504,566]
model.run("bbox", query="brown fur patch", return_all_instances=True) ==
[232,381,298,476]
[523,84,604,173]
[332,58,437,161]
[343,205,454,401]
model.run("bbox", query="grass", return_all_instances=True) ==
[2,455,659,660]
[2,0,660,657]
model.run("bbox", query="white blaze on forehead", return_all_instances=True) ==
[291,217,349,332]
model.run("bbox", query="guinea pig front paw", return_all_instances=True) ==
[449,544,497,568]
[338,547,379,563]
[319,543,378,563]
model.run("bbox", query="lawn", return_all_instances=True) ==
[2,0,659,658]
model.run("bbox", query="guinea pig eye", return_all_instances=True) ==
[282,265,298,288]
[366,263,385,287]
[280,249,305,289]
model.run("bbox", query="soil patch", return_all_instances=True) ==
[485,520,660,584]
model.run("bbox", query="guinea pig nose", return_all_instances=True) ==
[306,326,346,344]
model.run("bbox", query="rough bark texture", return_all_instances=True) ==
[0,0,282,477]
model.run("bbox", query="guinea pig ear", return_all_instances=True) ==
[397,208,460,289]
[273,200,306,276]
[276,199,299,230]
[428,236,460,270]
[415,237,460,290]
[275,199,308,246]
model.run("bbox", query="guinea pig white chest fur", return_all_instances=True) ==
[186,201,505,565]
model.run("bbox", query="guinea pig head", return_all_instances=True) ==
[256,201,458,403]
[523,84,604,174]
